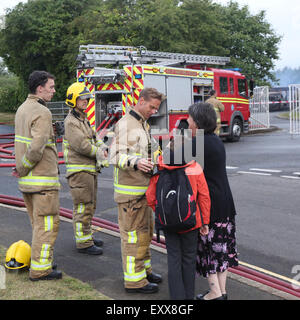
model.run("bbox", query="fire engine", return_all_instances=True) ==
[76,45,252,142]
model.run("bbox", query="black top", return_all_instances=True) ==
[201,134,236,223]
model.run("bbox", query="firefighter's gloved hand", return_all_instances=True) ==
[96,159,109,172]
[96,148,108,161]
[100,159,109,168]
[96,148,109,171]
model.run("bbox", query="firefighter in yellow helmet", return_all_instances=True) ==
[63,82,108,254]
[14,71,61,281]
[110,88,164,294]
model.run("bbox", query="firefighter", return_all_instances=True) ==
[14,70,62,281]
[206,90,225,136]
[110,87,164,294]
[64,82,108,255]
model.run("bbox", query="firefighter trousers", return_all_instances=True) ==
[214,109,221,136]
[118,198,154,289]
[23,190,60,279]
[68,172,97,249]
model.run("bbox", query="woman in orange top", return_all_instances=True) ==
[146,146,211,300]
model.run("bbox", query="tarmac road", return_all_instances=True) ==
[223,112,300,280]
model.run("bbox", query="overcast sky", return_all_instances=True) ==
[214,0,300,70]
[1,0,299,70]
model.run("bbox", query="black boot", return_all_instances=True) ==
[125,283,159,294]
[30,270,62,281]
[77,245,103,255]
[147,272,162,284]
[93,238,104,247]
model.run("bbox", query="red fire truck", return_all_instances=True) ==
[76,45,252,142]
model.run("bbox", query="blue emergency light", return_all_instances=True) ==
[225,68,241,72]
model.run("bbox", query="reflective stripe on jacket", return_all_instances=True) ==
[63,109,104,177]
[14,94,60,193]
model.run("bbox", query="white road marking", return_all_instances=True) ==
[249,168,282,173]
[237,171,272,176]
[280,175,300,180]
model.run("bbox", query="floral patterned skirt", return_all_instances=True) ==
[196,217,238,278]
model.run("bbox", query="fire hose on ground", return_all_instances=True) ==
[0,193,299,299]
[0,133,65,167]
[1,129,300,298]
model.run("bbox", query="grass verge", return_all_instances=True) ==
[0,112,15,125]
[278,112,289,119]
[0,245,110,300]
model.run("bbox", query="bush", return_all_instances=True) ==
[0,75,27,112]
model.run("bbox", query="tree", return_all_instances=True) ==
[218,1,281,85]
[0,0,281,102]
[178,0,229,56]
[0,0,95,100]
[130,0,187,52]
[76,0,186,52]
[0,60,9,76]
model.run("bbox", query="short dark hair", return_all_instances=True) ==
[209,89,216,96]
[188,102,217,134]
[28,71,55,94]
[139,87,165,102]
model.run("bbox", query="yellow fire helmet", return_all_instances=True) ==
[5,240,31,270]
[65,82,93,108]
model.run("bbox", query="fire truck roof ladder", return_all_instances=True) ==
[77,44,230,68]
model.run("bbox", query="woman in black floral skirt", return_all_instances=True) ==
[187,103,238,301]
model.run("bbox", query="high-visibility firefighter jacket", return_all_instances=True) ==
[14,94,60,192]
[206,97,225,135]
[110,108,156,203]
[63,109,105,178]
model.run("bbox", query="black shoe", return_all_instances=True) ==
[30,270,62,281]
[125,283,159,294]
[147,272,162,284]
[77,245,103,255]
[222,293,228,300]
[93,238,104,247]
[196,291,225,300]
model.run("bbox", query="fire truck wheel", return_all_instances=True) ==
[227,118,242,142]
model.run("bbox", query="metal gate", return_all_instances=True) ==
[249,86,270,130]
[47,101,69,122]
[289,84,300,134]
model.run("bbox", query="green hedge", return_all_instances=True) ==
[0,75,27,113]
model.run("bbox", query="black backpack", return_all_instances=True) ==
[154,168,198,242]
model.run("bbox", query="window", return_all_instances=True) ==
[238,79,248,98]
[219,77,228,94]
[230,78,234,94]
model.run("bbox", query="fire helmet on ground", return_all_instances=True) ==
[5,240,31,270]
[65,82,93,108]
